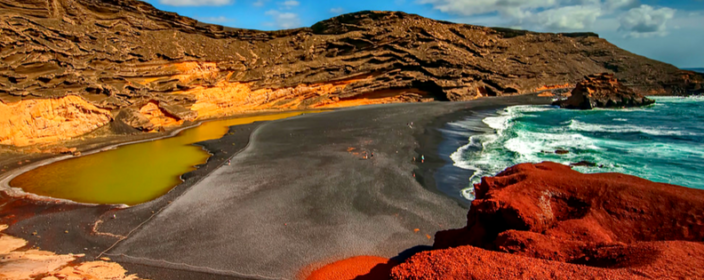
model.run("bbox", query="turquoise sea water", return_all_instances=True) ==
[451,96,704,200]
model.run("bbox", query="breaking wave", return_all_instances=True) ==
[450,97,704,200]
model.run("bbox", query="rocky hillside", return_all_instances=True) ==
[1,0,702,146]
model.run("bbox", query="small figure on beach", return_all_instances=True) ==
[413,157,416,162]
[370,152,374,158]
[421,155,425,163]
[363,151,368,159]
[228,159,231,166]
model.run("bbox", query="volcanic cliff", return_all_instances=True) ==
[1,0,702,146]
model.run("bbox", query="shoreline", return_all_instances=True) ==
[0,109,326,205]
[0,121,204,206]
[0,117,274,262]
[413,108,506,207]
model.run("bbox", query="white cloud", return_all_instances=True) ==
[603,0,639,11]
[417,0,560,17]
[265,10,302,29]
[330,7,344,14]
[195,16,235,23]
[419,0,642,32]
[528,5,603,30]
[158,0,232,6]
[252,0,267,7]
[618,5,675,37]
[281,0,299,9]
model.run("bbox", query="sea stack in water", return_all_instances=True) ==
[391,162,704,279]
[554,73,655,109]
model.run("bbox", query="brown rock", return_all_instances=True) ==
[116,108,156,132]
[553,73,656,109]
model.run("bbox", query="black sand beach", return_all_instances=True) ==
[0,95,551,280]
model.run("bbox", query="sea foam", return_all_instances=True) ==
[449,98,704,201]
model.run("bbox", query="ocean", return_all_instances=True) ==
[450,96,704,200]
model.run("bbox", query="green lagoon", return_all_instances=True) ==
[10,112,311,205]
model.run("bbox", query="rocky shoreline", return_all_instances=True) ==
[390,162,704,279]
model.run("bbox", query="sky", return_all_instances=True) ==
[142,0,704,68]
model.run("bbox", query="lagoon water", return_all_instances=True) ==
[451,96,704,199]
[10,112,311,205]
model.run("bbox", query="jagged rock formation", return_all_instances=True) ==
[554,73,655,109]
[1,0,702,146]
[394,162,704,279]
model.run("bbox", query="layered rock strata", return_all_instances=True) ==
[392,162,704,279]
[1,0,702,146]
[554,73,656,109]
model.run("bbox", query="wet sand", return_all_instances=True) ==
[0,95,551,280]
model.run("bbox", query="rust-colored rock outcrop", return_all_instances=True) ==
[1,0,702,146]
[392,162,704,279]
[392,241,704,279]
[554,73,655,109]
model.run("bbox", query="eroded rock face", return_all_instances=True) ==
[0,95,112,146]
[553,73,655,109]
[1,0,702,146]
[392,162,704,279]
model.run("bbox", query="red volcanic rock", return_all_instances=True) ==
[391,240,704,279]
[436,162,704,251]
[554,73,656,109]
[391,162,704,279]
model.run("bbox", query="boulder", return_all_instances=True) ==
[554,73,655,109]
